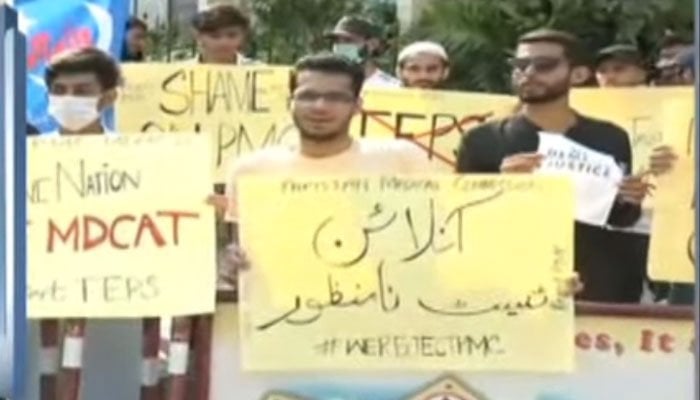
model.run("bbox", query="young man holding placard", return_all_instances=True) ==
[190,4,257,65]
[456,29,657,303]
[218,53,426,290]
[35,48,144,397]
[44,47,121,135]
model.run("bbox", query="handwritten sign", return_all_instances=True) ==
[238,175,575,371]
[213,304,695,400]
[571,87,693,172]
[537,132,623,226]
[27,134,216,318]
[648,99,696,283]
[116,63,295,182]
[354,89,517,170]
[572,87,694,234]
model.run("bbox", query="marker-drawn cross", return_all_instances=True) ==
[365,111,493,167]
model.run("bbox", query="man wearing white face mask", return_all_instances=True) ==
[44,47,121,135]
[35,47,141,399]
[325,15,400,89]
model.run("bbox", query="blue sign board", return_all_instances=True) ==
[15,0,129,133]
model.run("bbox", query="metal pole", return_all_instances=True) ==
[166,0,173,62]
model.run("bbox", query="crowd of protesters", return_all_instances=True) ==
[30,4,696,308]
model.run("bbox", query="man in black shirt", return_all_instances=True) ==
[456,29,650,303]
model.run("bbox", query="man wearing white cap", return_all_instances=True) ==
[396,41,450,89]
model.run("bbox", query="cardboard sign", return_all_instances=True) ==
[27,134,216,318]
[238,175,575,371]
[648,98,696,282]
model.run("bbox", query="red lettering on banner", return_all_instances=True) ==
[46,211,199,252]
[594,333,611,352]
[640,329,655,352]
[659,333,675,353]
[575,332,591,349]
[27,28,94,70]
[47,218,79,252]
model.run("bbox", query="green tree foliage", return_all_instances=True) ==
[403,0,694,92]
[250,0,398,65]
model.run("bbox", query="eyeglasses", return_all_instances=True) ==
[293,91,356,104]
[509,57,564,74]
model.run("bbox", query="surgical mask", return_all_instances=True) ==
[48,95,101,132]
[332,43,366,63]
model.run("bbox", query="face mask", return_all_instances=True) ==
[48,95,101,132]
[332,43,366,63]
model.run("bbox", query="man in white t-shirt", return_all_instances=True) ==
[324,16,400,89]
[216,53,431,290]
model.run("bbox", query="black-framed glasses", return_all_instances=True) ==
[508,57,564,74]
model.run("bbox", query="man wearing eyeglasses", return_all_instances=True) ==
[217,53,433,293]
[455,29,650,303]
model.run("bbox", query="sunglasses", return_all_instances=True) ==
[509,57,564,74]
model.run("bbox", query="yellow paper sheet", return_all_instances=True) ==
[572,87,694,232]
[354,89,517,170]
[648,99,696,282]
[571,87,693,173]
[237,175,574,371]
[27,134,216,318]
[116,63,295,182]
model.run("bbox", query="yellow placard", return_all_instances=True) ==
[215,302,694,399]
[27,134,216,318]
[571,87,693,173]
[355,89,517,170]
[116,63,295,182]
[237,175,574,371]
[648,99,696,282]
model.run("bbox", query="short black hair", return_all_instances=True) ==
[517,29,585,64]
[290,53,365,97]
[191,4,250,33]
[126,16,147,32]
[45,47,122,91]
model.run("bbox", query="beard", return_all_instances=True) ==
[404,79,440,89]
[293,113,350,143]
[516,79,570,104]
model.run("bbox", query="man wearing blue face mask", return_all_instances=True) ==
[325,15,400,89]
[44,47,121,136]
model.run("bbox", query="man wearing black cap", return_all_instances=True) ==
[654,33,693,85]
[325,15,400,88]
[656,47,695,86]
[595,44,648,87]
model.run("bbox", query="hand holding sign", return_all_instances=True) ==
[649,145,678,176]
[536,132,624,226]
[499,153,544,173]
[617,174,654,205]
[219,243,250,292]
